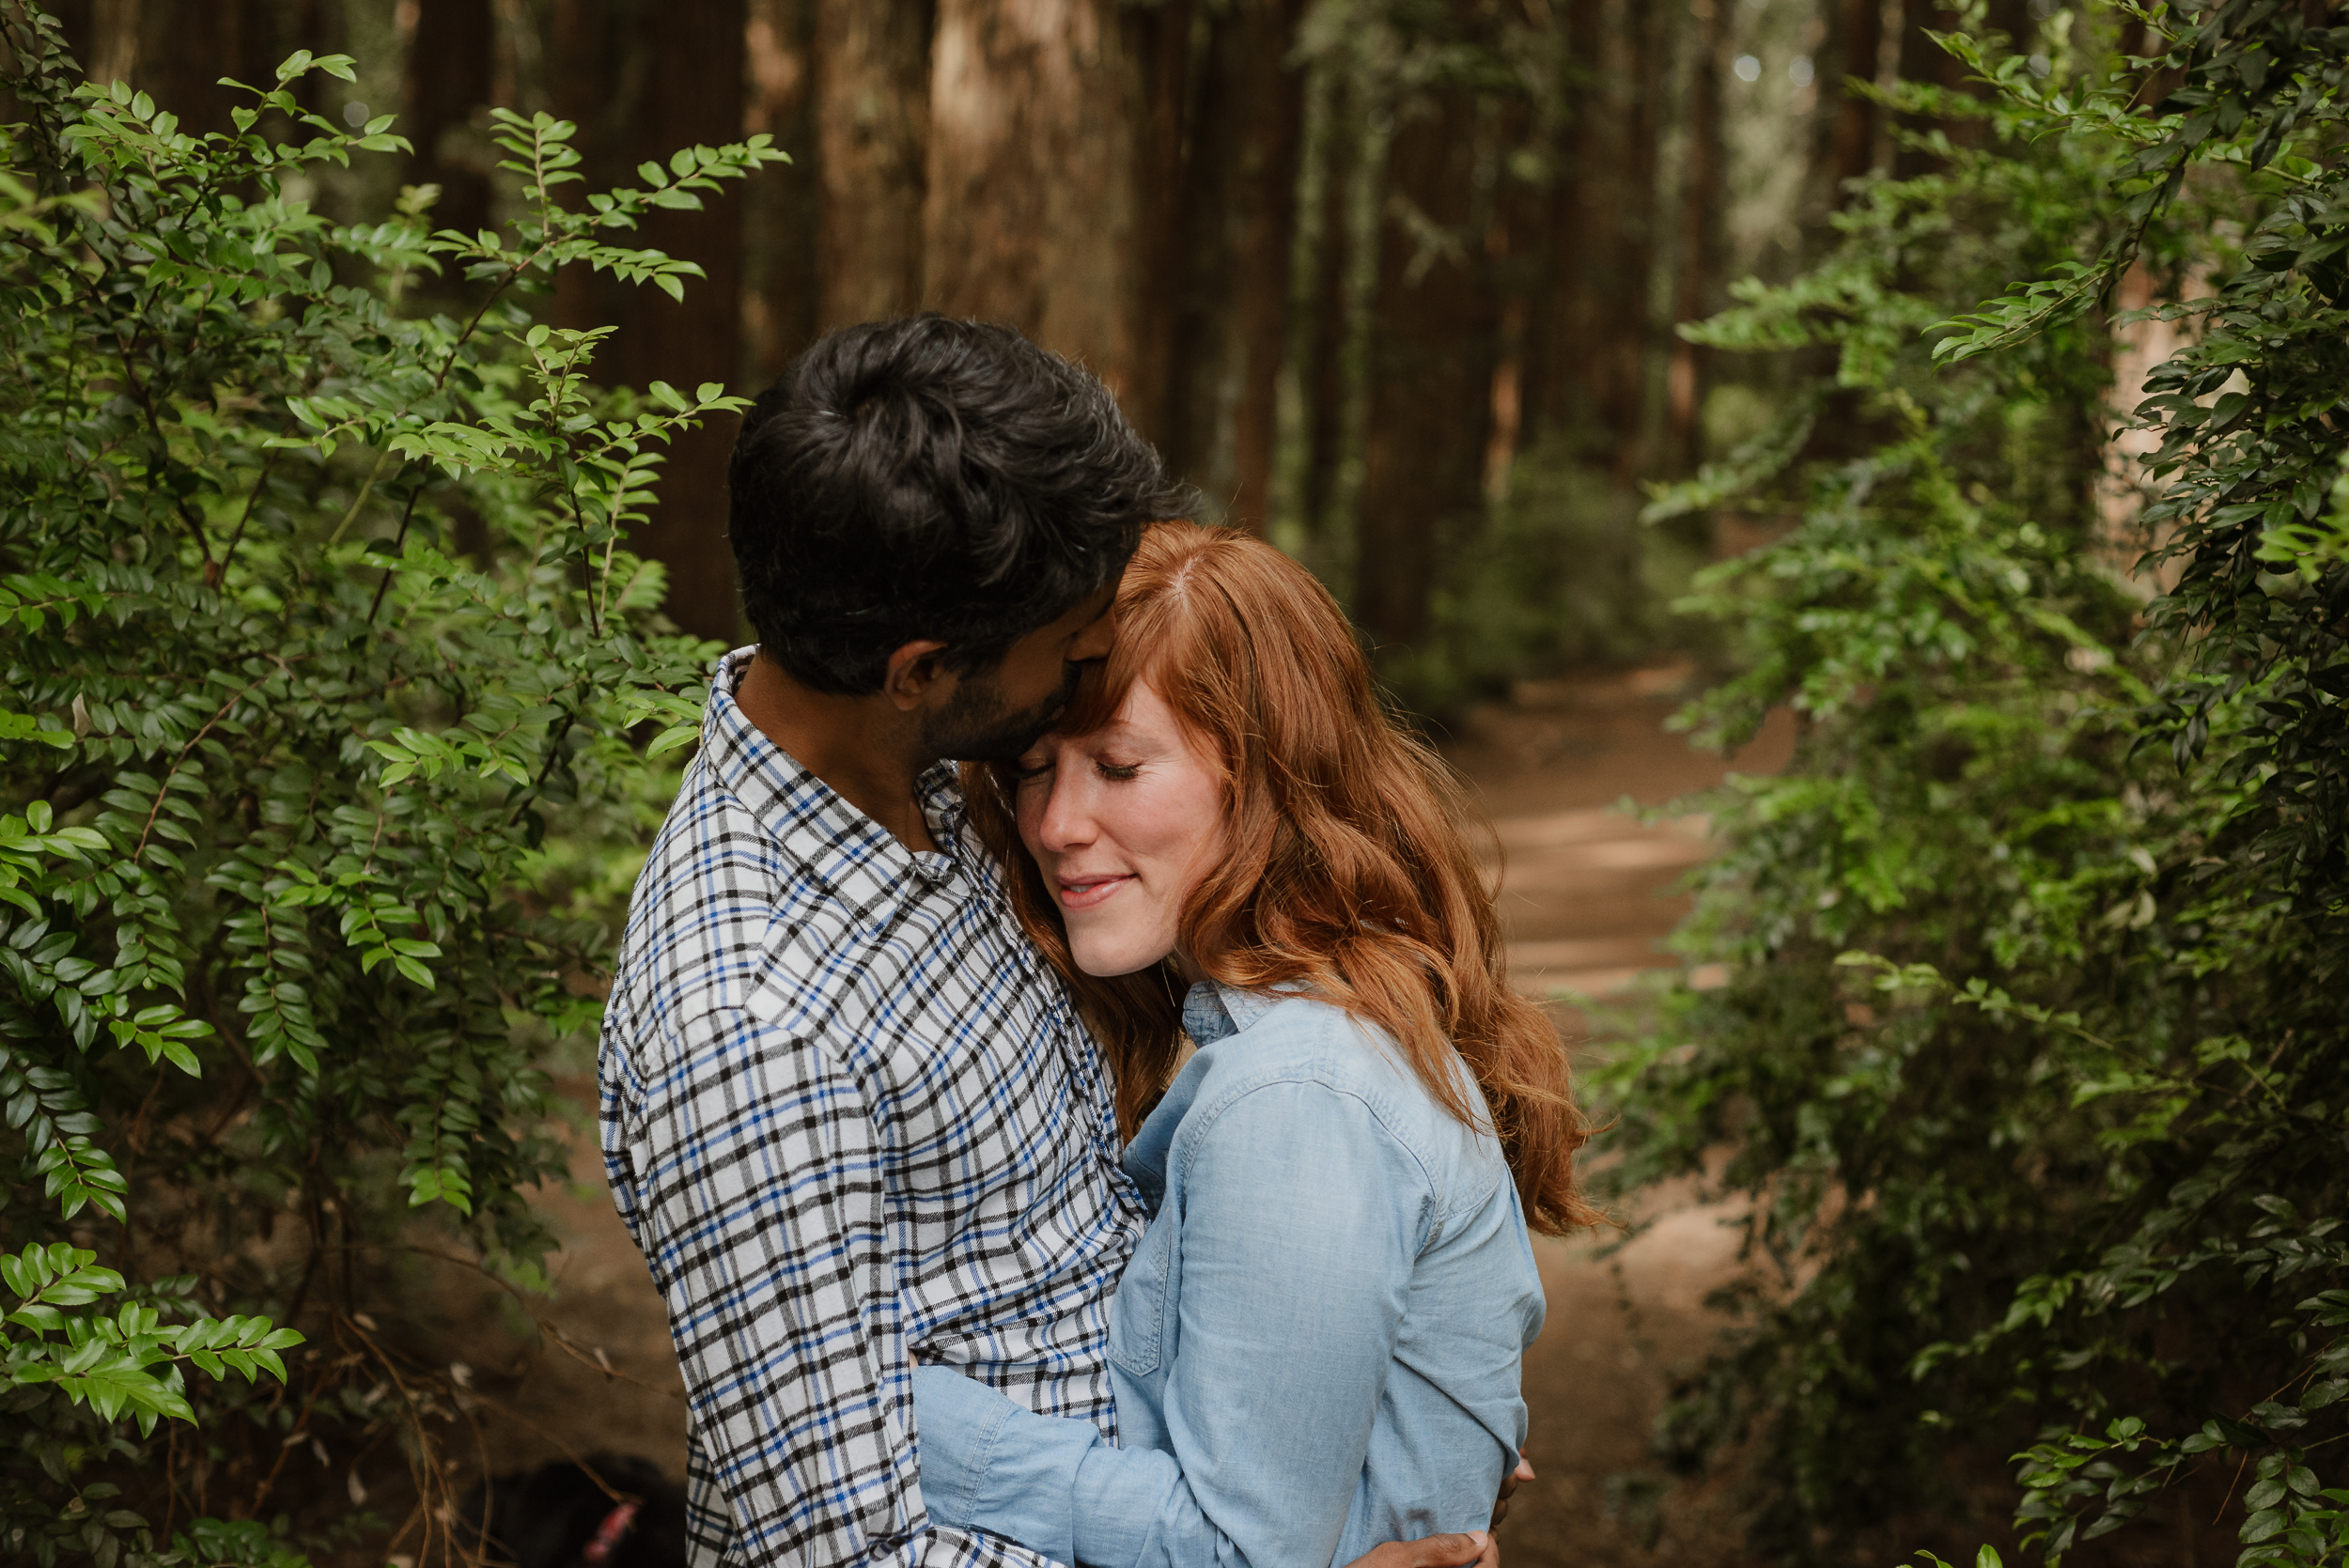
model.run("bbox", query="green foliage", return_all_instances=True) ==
[1595,4,2349,1562]
[1380,442,1713,717]
[0,6,781,1561]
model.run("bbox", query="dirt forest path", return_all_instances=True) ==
[442,667,1794,1566]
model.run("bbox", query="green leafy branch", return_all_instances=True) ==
[3,1245,301,1436]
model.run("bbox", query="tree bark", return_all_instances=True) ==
[743,0,820,380]
[90,0,278,132]
[553,0,751,644]
[1355,83,1498,655]
[1891,1,1960,181]
[1224,0,1306,533]
[1523,0,1658,481]
[1816,0,1885,207]
[1298,65,1358,541]
[1152,0,1302,526]
[1127,0,1195,449]
[922,0,1144,396]
[814,0,931,331]
[1665,0,1725,475]
[404,0,495,239]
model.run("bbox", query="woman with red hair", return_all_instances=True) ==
[910,522,1598,1567]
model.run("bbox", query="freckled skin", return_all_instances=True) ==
[1014,679,1229,982]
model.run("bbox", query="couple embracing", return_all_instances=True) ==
[599,315,1599,1568]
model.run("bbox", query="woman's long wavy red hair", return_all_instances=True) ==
[964,522,1599,1236]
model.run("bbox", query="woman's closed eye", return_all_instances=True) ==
[1094,757,1143,782]
[1012,753,1054,785]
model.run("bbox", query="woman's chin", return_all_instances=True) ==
[1068,938,1179,980]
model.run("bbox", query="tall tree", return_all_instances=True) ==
[1128,0,1195,449]
[923,0,1144,394]
[403,0,494,239]
[742,0,820,380]
[1664,0,1725,475]
[1295,59,1361,542]
[1157,0,1307,526]
[1815,0,1886,208]
[553,0,752,644]
[814,0,931,330]
[144,0,279,132]
[1521,0,1661,482]
[1891,0,1960,181]
[1355,62,1498,655]
[1221,0,1306,532]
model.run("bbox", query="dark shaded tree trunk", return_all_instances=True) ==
[144,0,279,131]
[1522,0,1659,483]
[1515,0,1597,443]
[742,0,819,381]
[1892,1,1960,181]
[404,0,494,239]
[553,0,750,644]
[1816,0,1886,208]
[1128,0,1195,449]
[1222,0,1305,533]
[922,0,1144,395]
[1154,0,1304,527]
[1298,65,1358,541]
[1665,0,1725,475]
[1355,82,1498,656]
[814,0,930,331]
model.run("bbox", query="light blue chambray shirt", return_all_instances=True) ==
[910,982,1547,1568]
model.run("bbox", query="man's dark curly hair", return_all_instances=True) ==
[728,315,1191,693]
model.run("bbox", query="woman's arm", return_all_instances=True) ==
[914,1078,1446,1568]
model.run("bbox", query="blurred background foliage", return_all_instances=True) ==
[5,0,2348,1566]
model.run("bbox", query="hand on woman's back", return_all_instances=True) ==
[1346,1529,1497,1568]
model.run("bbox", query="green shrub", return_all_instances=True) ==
[1380,442,1714,719]
[0,9,780,1562]
[1597,5,2348,1563]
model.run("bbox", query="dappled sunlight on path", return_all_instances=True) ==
[1447,667,1793,1566]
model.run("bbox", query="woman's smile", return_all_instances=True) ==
[1054,871,1136,910]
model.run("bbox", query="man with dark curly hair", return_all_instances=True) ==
[598,316,1184,1568]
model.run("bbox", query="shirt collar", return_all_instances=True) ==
[1179,980,1284,1046]
[701,646,968,895]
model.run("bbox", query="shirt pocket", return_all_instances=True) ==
[1109,1211,1175,1377]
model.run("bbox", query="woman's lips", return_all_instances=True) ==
[1056,874,1134,912]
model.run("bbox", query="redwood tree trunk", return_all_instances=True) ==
[1128,0,1196,449]
[923,0,1144,396]
[1224,0,1306,533]
[1817,0,1885,207]
[1892,1,1960,181]
[1355,84,1498,656]
[743,0,820,380]
[1523,0,1658,479]
[1298,67,1358,540]
[1665,0,1725,475]
[814,0,931,330]
[404,0,495,239]
[554,0,751,644]
[1135,0,1303,524]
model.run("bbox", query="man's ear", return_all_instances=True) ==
[881,640,955,712]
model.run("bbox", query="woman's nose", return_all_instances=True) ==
[1035,772,1097,853]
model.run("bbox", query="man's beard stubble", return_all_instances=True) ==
[919,659,1083,763]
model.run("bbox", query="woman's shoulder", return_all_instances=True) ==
[1176,991,1505,1203]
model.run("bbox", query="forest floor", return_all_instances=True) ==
[428,666,1797,1567]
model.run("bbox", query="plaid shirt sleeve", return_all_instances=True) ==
[603,1002,1066,1568]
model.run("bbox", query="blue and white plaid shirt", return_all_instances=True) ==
[599,649,1146,1568]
